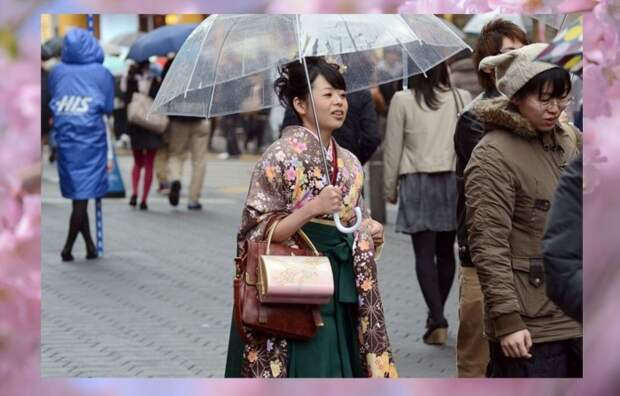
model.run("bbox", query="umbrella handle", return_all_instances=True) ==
[334,207,363,234]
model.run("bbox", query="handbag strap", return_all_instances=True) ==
[451,87,465,117]
[265,218,320,256]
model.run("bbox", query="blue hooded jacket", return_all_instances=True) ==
[49,28,115,199]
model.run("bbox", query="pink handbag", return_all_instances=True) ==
[257,221,334,305]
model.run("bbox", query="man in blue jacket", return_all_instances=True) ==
[49,28,115,261]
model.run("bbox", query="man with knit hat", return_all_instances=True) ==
[464,43,582,377]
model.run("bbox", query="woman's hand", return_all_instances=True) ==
[361,218,384,247]
[310,185,343,216]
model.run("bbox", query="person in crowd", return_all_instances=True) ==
[226,57,397,378]
[48,28,115,261]
[280,86,380,166]
[448,47,483,98]
[166,114,209,210]
[453,19,528,377]
[464,43,582,377]
[124,60,163,210]
[543,153,583,323]
[383,59,472,345]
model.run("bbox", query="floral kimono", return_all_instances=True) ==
[225,125,398,378]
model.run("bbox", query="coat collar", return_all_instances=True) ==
[471,95,565,139]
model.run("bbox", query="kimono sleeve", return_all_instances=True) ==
[238,148,291,243]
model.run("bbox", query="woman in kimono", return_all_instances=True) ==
[225,57,398,378]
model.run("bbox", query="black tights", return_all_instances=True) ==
[62,200,96,254]
[411,230,456,325]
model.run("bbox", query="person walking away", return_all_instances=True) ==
[48,28,115,261]
[166,116,209,210]
[383,59,472,345]
[124,61,164,210]
[453,19,528,377]
[465,43,582,377]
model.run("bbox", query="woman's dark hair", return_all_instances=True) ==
[407,61,451,111]
[274,56,346,119]
[512,67,572,102]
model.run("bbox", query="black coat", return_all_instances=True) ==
[281,89,380,165]
[454,87,500,265]
[124,75,164,151]
[543,153,583,323]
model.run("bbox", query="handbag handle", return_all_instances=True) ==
[265,218,320,256]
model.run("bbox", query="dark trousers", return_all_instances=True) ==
[487,338,582,378]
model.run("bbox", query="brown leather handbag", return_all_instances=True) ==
[233,218,328,342]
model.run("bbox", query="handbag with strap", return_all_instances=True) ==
[127,92,169,134]
[233,217,334,342]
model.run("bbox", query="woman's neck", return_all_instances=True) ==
[301,122,332,148]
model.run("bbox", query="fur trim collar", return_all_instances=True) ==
[472,96,538,139]
[471,96,564,139]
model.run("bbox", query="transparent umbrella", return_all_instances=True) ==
[152,14,470,232]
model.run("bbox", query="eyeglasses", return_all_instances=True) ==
[536,96,574,110]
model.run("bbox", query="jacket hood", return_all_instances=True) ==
[61,28,104,65]
[472,95,554,139]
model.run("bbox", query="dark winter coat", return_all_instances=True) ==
[543,153,583,323]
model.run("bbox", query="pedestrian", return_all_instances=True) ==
[543,153,583,323]
[453,19,528,378]
[464,43,582,377]
[166,115,209,210]
[225,57,397,378]
[124,61,164,210]
[383,59,472,345]
[281,88,380,166]
[448,48,483,98]
[48,28,115,261]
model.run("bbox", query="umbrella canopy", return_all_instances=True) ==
[463,13,527,34]
[151,14,470,118]
[439,18,465,39]
[103,31,145,56]
[536,16,583,75]
[151,14,470,233]
[126,24,197,63]
[103,55,127,76]
[108,31,145,48]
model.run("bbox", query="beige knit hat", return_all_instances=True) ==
[479,43,559,99]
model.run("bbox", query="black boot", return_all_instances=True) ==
[139,201,148,211]
[129,194,137,207]
[61,249,74,262]
[423,317,448,345]
[169,181,181,207]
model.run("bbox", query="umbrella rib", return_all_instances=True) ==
[184,15,217,101]
[296,14,303,60]
[206,16,242,118]
[388,16,427,79]
[339,15,359,53]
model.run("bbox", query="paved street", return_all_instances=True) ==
[41,149,458,378]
